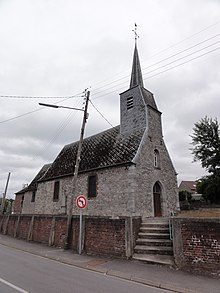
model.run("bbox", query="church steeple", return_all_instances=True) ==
[130,24,144,88]
[120,26,159,136]
[130,44,144,88]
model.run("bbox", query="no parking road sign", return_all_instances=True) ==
[76,195,87,209]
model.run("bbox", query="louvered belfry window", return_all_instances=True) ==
[88,175,97,198]
[127,96,134,110]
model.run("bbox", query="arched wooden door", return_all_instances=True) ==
[153,182,162,217]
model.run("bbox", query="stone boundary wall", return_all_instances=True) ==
[172,218,220,278]
[0,214,141,258]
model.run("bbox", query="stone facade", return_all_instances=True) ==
[22,190,35,214]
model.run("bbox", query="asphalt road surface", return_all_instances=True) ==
[0,244,172,293]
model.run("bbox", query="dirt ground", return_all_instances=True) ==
[176,208,220,218]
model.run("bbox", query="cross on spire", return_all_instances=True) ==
[132,23,139,44]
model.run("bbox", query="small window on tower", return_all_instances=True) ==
[127,97,133,110]
[154,149,160,168]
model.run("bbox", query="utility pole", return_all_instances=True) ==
[0,172,11,214]
[64,89,90,249]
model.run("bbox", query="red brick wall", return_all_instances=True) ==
[0,215,138,258]
[32,216,53,244]
[84,217,126,257]
[172,218,220,278]
[17,215,32,239]
[54,217,67,248]
[7,216,17,236]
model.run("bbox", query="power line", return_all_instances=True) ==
[0,93,82,99]
[0,93,84,124]
[89,99,115,128]
[1,34,220,123]
[142,35,220,73]
[92,34,220,95]
[143,40,220,77]
[91,21,220,93]
[145,46,220,80]
[92,42,220,100]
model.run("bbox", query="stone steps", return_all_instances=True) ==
[138,232,170,239]
[136,238,173,247]
[140,227,169,233]
[133,253,174,266]
[141,223,169,228]
[134,245,173,255]
[133,218,174,266]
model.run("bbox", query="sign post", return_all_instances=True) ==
[76,195,87,255]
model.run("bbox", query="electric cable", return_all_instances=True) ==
[0,93,84,124]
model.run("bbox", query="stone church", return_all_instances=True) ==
[19,42,179,217]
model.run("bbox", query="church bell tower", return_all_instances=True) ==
[120,26,159,136]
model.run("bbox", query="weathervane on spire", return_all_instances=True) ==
[132,23,139,44]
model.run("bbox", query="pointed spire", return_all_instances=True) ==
[130,44,144,88]
[130,24,144,88]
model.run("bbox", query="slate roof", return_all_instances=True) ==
[15,186,28,195]
[129,43,158,111]
[141,87,158,111]
[15,163,51,194]
[130,44,144,88]
[40,126,145,182]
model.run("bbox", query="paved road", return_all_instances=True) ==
[0,244,172,293]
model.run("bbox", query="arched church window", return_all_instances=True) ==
[153,182,161,193]
[153,182,162,217]
[154,149,160,168]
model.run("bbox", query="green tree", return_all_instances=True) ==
[191,116,220,174]
[179,190,192,202]
[191,117,220,203]
[196,171,220,204]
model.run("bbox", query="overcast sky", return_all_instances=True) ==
[0,0,220,198]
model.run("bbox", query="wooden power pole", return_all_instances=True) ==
[64,89,90,249]
[0,172,11,214]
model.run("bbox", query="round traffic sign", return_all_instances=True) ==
[76,195,87,209]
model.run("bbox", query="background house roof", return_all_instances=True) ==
[40,126,144,181]
[179,180,197,193]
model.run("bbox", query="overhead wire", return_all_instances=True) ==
[2,23,219,103]
[143,41,220,77]
[29,98,84,162]
[1,27,220,121]
[91,21,220,93]
[0,94,83,99]
[92,40,220,100]
[144,46,220,80]
[0,92,84,124]
[1,38,219,124]
[89,99,115,128]
[92,34,220,95]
